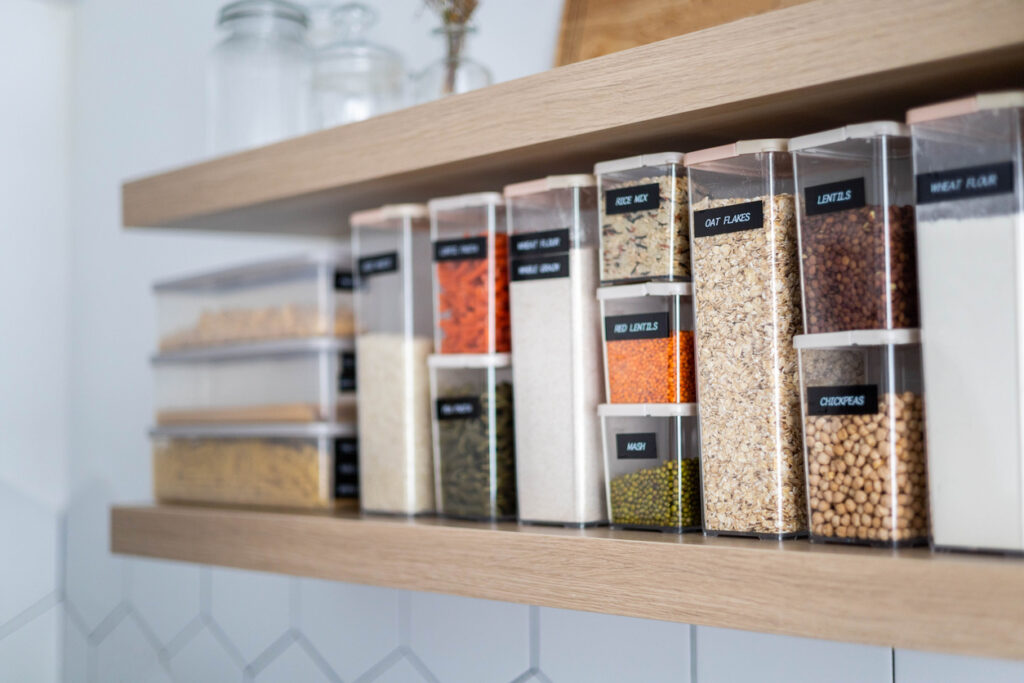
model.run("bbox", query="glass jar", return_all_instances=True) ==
[207,0,313,155]
[412,25,492,104]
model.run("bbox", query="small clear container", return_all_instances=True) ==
[599,403,702,533]
[151,423,358,510]
[428,353,515,521]
[504,175,606,526]
[790,122,918,333]
[428,192,509,354]
[686,140,806,538]
[152,338,355,426]
[350,204,434,515]
[595,152,689,284]
[597,281,695,404]
[795,329,929,547]
[155,251,354,352]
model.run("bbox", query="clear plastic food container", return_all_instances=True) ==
[598,281,695,404]
[595,152,689,284]
[504,175,606,526]
[599,403,701,533]
[350,204,435,515]
[686,140,806,538]
[428,353,515,521]
[152,338,356,426]
[151,423,358,510]
[154,251,354,352]
[790,122,918,333]
[429,192,510,354]
[795,329,929,547]
[908,91,1024,553]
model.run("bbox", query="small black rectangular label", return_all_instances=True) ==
[357,252,398,277]
[436,396,481,421]
[433,236,488,262]
[693,200,764,238]
[807,384,879,416]
[916,161,1014,204]
[615,432,658,459]
[804,177,866,215]
[334,270,354,291]
[605,312,671,341]
[510,254,570,281]
[334,438,359,498]
[339,352,356,392]
[605,183,661,214]
[510,228,571,256]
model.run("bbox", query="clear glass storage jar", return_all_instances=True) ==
[686,139,806,538]
[504,175,606,526]
[411,25,492,103]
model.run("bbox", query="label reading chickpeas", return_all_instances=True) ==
[604,312,670,341]
[436,396,482,420]
[807,384,878,416]
[615,432,658,459]
[692,200,763,238]
[804,178,866,215]
[605,183,661,214]
[334,438,359,498]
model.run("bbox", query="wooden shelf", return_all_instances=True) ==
[121,0,1024,236]
[113,505,1024,660]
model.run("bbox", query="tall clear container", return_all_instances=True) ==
[504,175,606,526]
[908,91,1024,553]
[686,140,806,538]
[350,204,434,515]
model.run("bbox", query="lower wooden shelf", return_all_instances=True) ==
[112,505,1024,660]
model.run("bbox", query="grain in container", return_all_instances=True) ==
[428,192,510,354]
[350,204,434,515]
[429,353,515,520]
[504,175,606,526]
[599,403,701,532]
[790,122,919,333]
[795,329,929,546]
[686,140,806,538]
[595,152,689,284]
[908,91,1024,553]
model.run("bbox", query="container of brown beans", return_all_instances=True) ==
[795,329,930,547]
[790,122,918,334]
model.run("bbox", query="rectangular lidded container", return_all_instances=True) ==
[795,329,929,546]
[686,140,807,538]
[428,192,510,354]
[599,403,701,532]
[152,338,356,426]
[790,122,919,333]
[908,91,1024,553]
[152,423,358,510]
[154,251,354,351]
[595,152,689,284]
[504,175,607,526]
[350,204,435,515]
[429,353,516,520]
[598,281,696,404]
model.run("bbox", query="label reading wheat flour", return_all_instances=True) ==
[806,384,879,416]
[510,228,571,256]
[693,200,764,238]
[916,161,1015,204]
[334,437,359,498]
[605,183,660,214]
[339,352,356,392]
[433,236,488,261]
[357,252,398,278]
[804,178,866,215]
[604,312,671,341]
[436,396,481,421]
[334,270,354,291]
[510,254,570,281]
[615,432,658,459]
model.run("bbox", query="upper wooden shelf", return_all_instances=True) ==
[122,0,1024,236]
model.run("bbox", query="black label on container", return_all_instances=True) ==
[339,352,356,392]
[436,396,481,420]
[605,312,671,341]
[510,228,571,256]
[334,438,359,498]
[605,183,660,214]
[357,252,398,277]
[334,270,354,291]
[693,200,764,237]
[804,178,866,215]
[916,161,1014,204]
[806,384,879,416]
[615,432,658,459]
[433,236,488,262]
[509,254,570,281]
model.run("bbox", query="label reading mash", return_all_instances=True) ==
[807,384,879,416]
[604,312,671,341]
[436,396,481,421]
[605,183,660,215]
[916,161,1014,204]
[357,252,398,277]
[615,432,658,460]
[334,270,354,291]
[693,200,764,238]
[339,352,356,392]
[804,177,866,215]
[334,438,359,498]
[510,254,570,281]
[433,236,488,262]
[510,228,571,256]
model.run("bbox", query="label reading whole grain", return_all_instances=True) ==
[807,384,879,416]
[916,161,1014,204]
[605,183,660,215]
[334,270,355,291]
[436,396,482,420]
[604,312,671,341]
[509,254,570,281]
[334,437,359,498]
[615,432,658,459]
[357,252,399,278]
[804,178,866,215]
[433,236,488,262]
[339,352,356,392]
[693,200,764,238]
[510,228,571,256]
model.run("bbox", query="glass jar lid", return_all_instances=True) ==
[319,3,402,71]
[218,0,309,28]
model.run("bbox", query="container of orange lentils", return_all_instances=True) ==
[428,192,510,355]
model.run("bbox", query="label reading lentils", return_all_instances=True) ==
[916,161,1014,204]
[604,312,671,341]
[804,178,866,216]
[615,432,658,459]
[510,228,571,256]
[693,200,764,238]
[334,437,359,498]
[436,396,482,421]
[605,183,660,214]
[510,254,570,281]
[433,236,488,262]
[807,384,879,416]
[334,270,354,291]
[357,252,399,278]
[339,352,356,392]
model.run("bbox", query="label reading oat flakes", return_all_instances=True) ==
[509,254,570,281]
[693,200,764,238]
[615,432,658,459]
[334,437,359,498]
[357,252,399,277]
[605,183,660,215]
[804,178,866,216]
[807,384,879,416]
[510,228,571,256]
[334,270,354,290]
[436,396,481,420]
[339,352,356,392]
[604,312,671,341]
[916,161,1014,204]
[433,236,488,262]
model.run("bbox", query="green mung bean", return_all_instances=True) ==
[609,458,700,530]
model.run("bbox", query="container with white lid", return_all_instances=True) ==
[790,122,918,334]
[595,152,689,284]
[908,91,1024,553]
[599,403,701,533]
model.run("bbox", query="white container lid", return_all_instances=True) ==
[427,353,512,369]
[596,281,692,300]
[151,337,352,364]
[598,402,698,418]
[153,250,350,292]
[685,139,788,167]
[793,328,921,350]
[349,203,429,227]
[151,422,356,439]
[503,174,596,198]
[907,90,1024,124]
[593,152,685,176]
[428,192,504,211]
[788,121,910,152]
